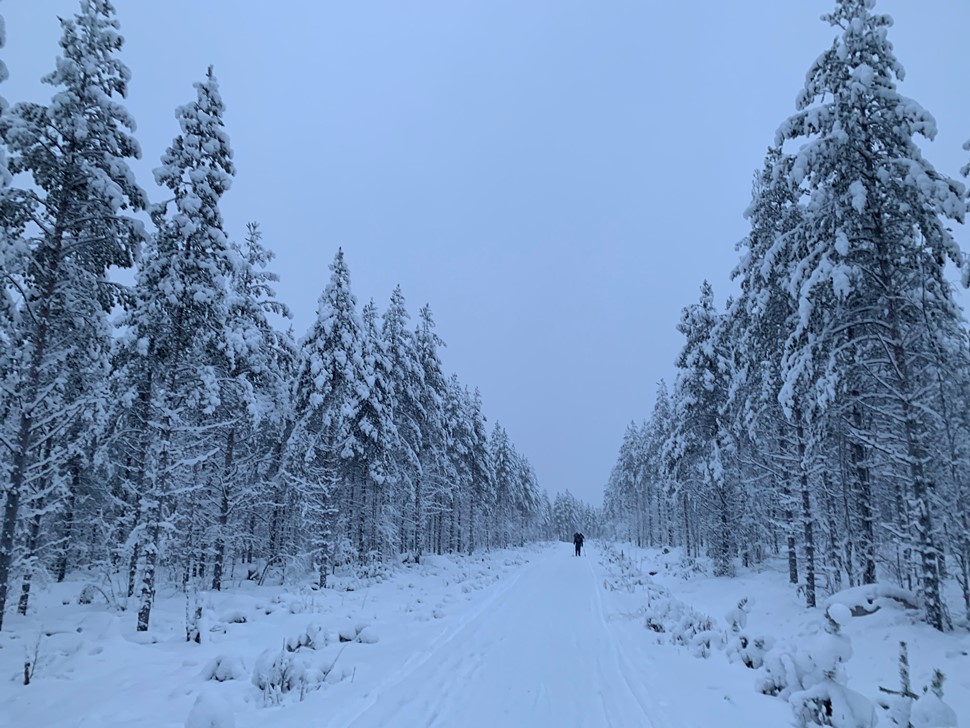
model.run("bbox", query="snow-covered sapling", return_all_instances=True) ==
[725,597,771,669]
[787,604,876,728]
[877,643,957,728]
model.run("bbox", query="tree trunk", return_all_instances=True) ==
[414,472,425,563]
[17,498,45,616]
[55,460,83,583]
[849,400,877,584]
[137,500,163,632]
[212,427,235,591]
[796,415,816,608]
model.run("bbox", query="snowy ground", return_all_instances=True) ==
[0,543,967,727]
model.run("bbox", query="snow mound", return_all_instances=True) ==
[218,609,248,624]
[185,691,235,728]
[200,654,246,682]
[822,584,918,616]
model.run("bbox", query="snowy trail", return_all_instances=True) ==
[330,545,660,728]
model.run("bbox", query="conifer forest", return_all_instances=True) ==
[2,0,970,652]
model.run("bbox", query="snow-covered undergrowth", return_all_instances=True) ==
[599,543,969,728]
[4,542,967,727]
[0,546,533,727]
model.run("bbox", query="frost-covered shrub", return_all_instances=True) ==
[286,623,328,652]
[877,643,957,728]
[762,604,876,727]
[789,681,877,728]
[201,654,246,682]
[724,597,772,669]
[641,584,720,657]
[759,605,854,699]
[218,610,248,625]
[734,633,772,670]
[252,649,306,704]
[356,555,388,581]
[271,592,309,615]
[78,584,107,605]
[338,622,377,643]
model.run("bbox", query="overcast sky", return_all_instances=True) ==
[4,1,968,506]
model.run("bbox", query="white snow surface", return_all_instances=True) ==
[1,543,967,727]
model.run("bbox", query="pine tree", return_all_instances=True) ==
[729,147,805,582]
[489,423,517,548]
[381,286,424,554]
[286,249,366,587]
[644,382,677,547]
[0,0,146,629]
[114,66,235,631]
[412,304,446,562]
[463,387,492,554]
[356,299,398,560]
[208,222,292,591]
[667,282,736,576]
[774,0,966,629]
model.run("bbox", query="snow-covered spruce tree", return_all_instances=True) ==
[0,0,146,629]
[285,249,366,587]
[253,324,299,582]
[515,455,542,544]
[438,374,470,553]
[412,304,447,562]
[729,147,805,581]
[666,282,737,576]
[462,387,493,553]
[489,423,517,548]
[955,142,970,620]
[552,490,583,543]
[637,413,667,549]
[208,222,292,591]
[488,422,541,548]
[114,66,235,631]
[605,422,645,545]
[381,286,423,554]
[645,382,678,548]
[354,299,398,561]
[774,0,966,629]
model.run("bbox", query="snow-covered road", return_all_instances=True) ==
[329,545,660,728]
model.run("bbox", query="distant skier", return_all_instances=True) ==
[573,532,584,556]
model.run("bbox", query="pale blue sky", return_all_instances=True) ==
[4,1,968,506]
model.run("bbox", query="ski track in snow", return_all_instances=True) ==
[330,545,658,728]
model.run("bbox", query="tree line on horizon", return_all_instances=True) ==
[604,0,970,632]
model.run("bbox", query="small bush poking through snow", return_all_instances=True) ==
[201,654,246,682]
[338,622,376,643]
[641,582,720,657]
[77,584,106,605]
[218,610,248,625]
[286,623,328,652]
[876,642,957,728]
[724,597,772,670]
[253,649,306,704]
[768,605,876,727]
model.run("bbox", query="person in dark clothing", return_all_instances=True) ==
[573,532,584,556]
